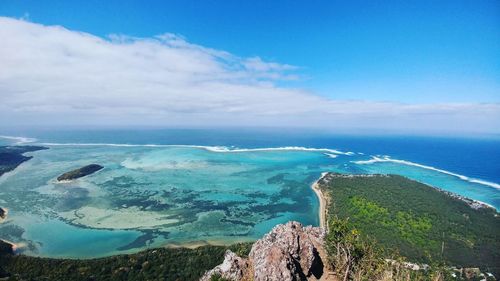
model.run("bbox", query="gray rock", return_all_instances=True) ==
[200,250,250,281]
[201,221,326,281]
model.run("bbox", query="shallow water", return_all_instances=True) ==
[0,131,499,258]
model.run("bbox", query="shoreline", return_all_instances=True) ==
[5,172,497,261]
[0,239,17,254]
[326,173,497,212]
[311,172,329,229]
[0,207,7,220]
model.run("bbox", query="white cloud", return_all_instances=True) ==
[0,17,499,134]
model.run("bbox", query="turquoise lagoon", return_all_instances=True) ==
[0,134,499,258]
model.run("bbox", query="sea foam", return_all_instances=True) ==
[28,139,500,190]
[39,142,355,155]
[202,146,355,155]
[324,153,338,158]
[353,156,500,190]
[0,135,37,144]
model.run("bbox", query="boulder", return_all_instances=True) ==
[200,250,250,281]
[201,221,326,281]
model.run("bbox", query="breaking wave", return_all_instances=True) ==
[353,156,500,190]
[324,153,338,158]
[0,135,37,144]
[16,136,500,190]
[38,142,355,155]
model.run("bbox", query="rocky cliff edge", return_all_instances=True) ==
[201,221,328,281]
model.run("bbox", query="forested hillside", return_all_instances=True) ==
[318,174,500,277]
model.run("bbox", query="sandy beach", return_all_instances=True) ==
[311,172,329,229]
[0,238,17,253]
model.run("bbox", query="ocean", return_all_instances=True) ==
[0,128,499,258]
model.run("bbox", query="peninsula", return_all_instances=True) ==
[57,164,104,181]
[316,173,500,277]
[0,146,48,177]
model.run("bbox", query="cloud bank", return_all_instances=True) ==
[0,17,499,134]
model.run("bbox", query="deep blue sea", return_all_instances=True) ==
[0,128,499,258]
[3,128,499,183]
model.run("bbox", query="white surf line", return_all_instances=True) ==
[204,146,356,155]
[40,142,174,147]
[0,135,37,144]
[38,142,356,156]
[353,156,500,190]
[324,153,338,158]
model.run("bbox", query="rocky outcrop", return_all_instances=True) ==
[201,221,326,281]
[57,164,103,181]
[201,250,251,281]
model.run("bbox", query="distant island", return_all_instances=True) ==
[57,164,104,181]
[0,173,498,280]
[0,146,48,177]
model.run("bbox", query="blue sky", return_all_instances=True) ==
[1,0,498,103]
[0,1,499,133]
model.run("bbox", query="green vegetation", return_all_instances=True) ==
[57,164,104,181]
[0,146,48,176]
[348,195,433,248]
[209,273,232,281]
[324,216,491,281]
[319,174,500,277]
[0,243,252,281]
[1,172,498,280]
[327,216,435,281]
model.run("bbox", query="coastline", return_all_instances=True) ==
[434,185,496,211]
[311,172,328,229]
[0,239,17,254]
[0,207,7,221]
[0,207,16,255]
